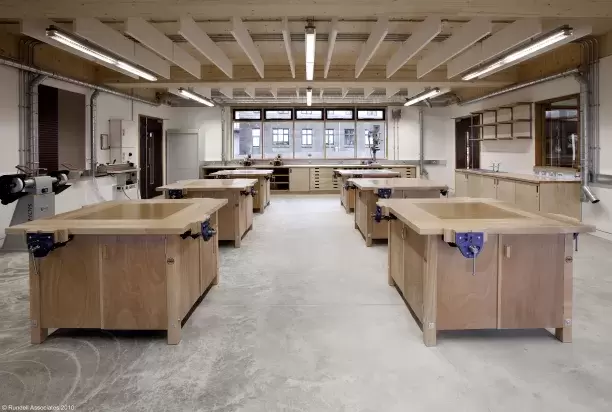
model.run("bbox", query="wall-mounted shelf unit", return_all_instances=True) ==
[469,102,532,141]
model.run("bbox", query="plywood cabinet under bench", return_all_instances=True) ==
[210,169,272,213]
[455,170,581,220]
[158,179,256,247]
[350,178,448,246]
[5,199,226,345]
[336,169,401,213]
[379,198,594,347]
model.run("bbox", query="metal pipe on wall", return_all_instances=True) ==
[577,74,600,203]
[459,69,580,106]
[418,107,428,178]
[28,74,47,172]
[90,90,100,174]
[221,107,227,163]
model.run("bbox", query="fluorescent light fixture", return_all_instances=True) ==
[404,88,448,106]
[178,88,215,107]
[46,26,158,81]
[462,27,572,81]
[306,87,313,106]
[116,61,158,81]
[305,24,316,81]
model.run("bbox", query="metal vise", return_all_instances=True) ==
[26,232,74,258]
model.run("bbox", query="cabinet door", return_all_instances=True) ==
[496,179,516,204]
[289,168,310,191]
[454,173,468,197]
[480,176,497,199]
[467,175,482,197]
[515,183,540,213]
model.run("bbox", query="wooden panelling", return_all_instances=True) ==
[179,235,201,318]
[499,234,565,329]
[422,236,438,346]
[100,235,167,330]
[388,220,403,288]
[402,225,426,321]
[480,176,497,199]
[496,179,516,204]
[467,174,483,197]
[436,235,498,330]
[514,182,540,213]
[516,43,581,82]
[40,236,100,328]
[539,183,581,220]
[289,168,310,191]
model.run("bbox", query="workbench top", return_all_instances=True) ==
[378,198,594,236]
[456,169,581,183]
[210,169,273,176]
[335,169,401,177]
[350,178,448,190]
[158,178,258,191]
[5,199,227,235]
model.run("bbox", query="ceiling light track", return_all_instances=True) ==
[46,26,158,81]
[462,26,573,81]
[178,88,215,107]
[305,21,316,81]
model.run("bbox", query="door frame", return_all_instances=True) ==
[139,115,165,199]
[165,128,200,183]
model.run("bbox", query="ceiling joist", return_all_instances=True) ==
[126,17,201,79]
[178,16,233,78]
[231,17,265,78]
[447,18,543,78]
[281,17,295,79]
[386,16,442,78]
[355,17,390,78]
[324,18,339,79]
[386,87,400,98]
[219,87,233,99]
[244,87,255,98]
[363,87,374,98]
[417,17,492,78]
[193,87,211,98]
[74,18,170,78]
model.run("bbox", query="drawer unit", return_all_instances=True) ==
[391,167,416,178]
[310,168,340,191]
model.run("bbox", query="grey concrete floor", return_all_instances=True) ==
[1,194,611,411]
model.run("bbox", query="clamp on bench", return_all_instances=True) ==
[201,220,216,241]
[376,188,392,199]
[180,230,201,240]
[216,174,230,179]
[344,181,356,190]
[168,189,184,199]
[241,187,257,196]
[446,232,484,275]
[440,189,449,197]
[26,232,74,258]
[373,206,397,223]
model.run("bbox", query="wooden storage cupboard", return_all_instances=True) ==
[5,199,226,345]
[380,198,593,346]
[289,168,310,192]
[210,169,272,213]
[158,179,256,247]
[456,170,581,220]
[351,178,448,246]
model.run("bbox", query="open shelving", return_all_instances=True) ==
[469,102,532,141]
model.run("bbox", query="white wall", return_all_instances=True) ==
[451,76,580,174]
[0,65,170,246]
[166,106,223,162]
[583,55,612,240]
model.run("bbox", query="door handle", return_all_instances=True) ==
[504,245,511,258]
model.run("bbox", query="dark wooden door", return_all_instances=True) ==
[139,116,164,199]
[455,116,480,169]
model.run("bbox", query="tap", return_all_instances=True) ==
[490,162,501,172]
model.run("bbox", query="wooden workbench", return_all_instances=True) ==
[378,197,594,347]
[158,179,256,248]
[350,178,448,246]
[335,169,401,213]
[5,199,226,345]
[210,169,272,213]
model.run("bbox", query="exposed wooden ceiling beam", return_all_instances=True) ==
[193,87,211,98]
[231,16,265,78]
[363,87,375,98]
[386,87,400,98]
[125,17,201,79]
[324,18,339,79]
[447,18,542,78]
[386,17,442,78]
[219,87,233,99]
[178,16,233,78]
[281,17,295,79]
[417,17,492,78]
[355,17,390,78]
[244,86,255,98]
[73,17,170,78]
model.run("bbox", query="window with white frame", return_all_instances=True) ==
[301,129,313,146]
[272,128,290,145]
[325,129,335,147]
[252,129,261,147]
[364,130,374,147]
[344,129,355,146]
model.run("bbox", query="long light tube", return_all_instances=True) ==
[178,88,215,107]
[305,25,316,81]
[306,87,313,106]
[404,88,443,106]
[46,27,158,81]
[462,28,572,81]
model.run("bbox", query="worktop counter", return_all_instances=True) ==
[335,169,400,177]
[203,164,411,169]
[456,169,580,184]
[210,169,273,176]
[158,178,258,191]
[378,197,593,236]
[350,178,447,191]
[6,199,227,235]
